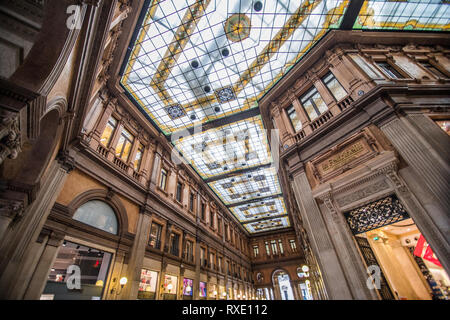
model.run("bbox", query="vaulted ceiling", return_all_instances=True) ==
[119,0,449,233]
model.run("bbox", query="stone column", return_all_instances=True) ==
[104,250,127,300]
[0,158,72,299]
[23,230,65,299]
[121,209,152,300]
[380,115,450,272]
[193,236,201,300]
[149,143,162,190]
[380,114,450,211]
[290,280,300,300]
[384,164,450,274]
[291,169,353,299]
[158,259,167,300]
[317,193,378,300]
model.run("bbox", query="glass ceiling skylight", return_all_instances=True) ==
[173,115,270,179]
[121,0,347,135]
[121,0,450,233]
[209,166,281,205]
[355,0,450,31]
[230,196,287,223]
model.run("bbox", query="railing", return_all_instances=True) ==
[337,94,354,111]
[97,144,108,158]
[310,110,333,131]
[132,171,140,180]
[113,156,128,172]
[294,129,306,143]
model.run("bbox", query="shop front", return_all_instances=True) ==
[345,195,449,300]
[40,240,113,300]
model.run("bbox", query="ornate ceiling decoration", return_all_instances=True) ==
[120,0,449,233]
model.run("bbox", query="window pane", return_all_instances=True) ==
[134,144,144,171]
[41,241,112,300]
[115,136,125,157]
[73,200,118,234]
[312,92,328,114]
[121,140,133,161]
[160,169,167,189]
[100,117,117,147]
[323,73,347,101]
[377,62,404,79]
[302,100,318,121]
[287,105,302,132]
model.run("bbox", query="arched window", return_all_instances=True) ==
[73,200,118,234]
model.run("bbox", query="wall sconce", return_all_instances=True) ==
[243,295,246,299]
[186,285,192,293]
[237,294,241,299]
[167,283,173,293]
[110,276,128,295]
[213,290,218,296]
[222,292,227,298]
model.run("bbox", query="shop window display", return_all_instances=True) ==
[182,278,193,300]
[137,269,158,300]
[163,274,178,300]
[40,241,112,300]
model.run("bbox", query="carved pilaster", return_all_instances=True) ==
[0,111,21,165]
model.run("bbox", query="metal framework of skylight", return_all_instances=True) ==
[120,0,450,233]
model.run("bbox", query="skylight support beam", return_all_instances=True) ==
[227,193,283,208]
[203,163,273,183]
[242,214,289,225]
[339,0,364,30]
[168,107,261,141]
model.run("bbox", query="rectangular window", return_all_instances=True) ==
[170,233,180,256]
[201,202,206,220]
[100,117,117,147]
[300,86,328,121]
[185,240,193,262]
[115,128,134,161]
[210,211,214,228]
[271,240,278,255]
[278,239,284,255]
[149,223,162,249]
[225,224,229,240]
[286,105,302,132]
[217,217,222,234]
[265,241,270,256]
[218,257,222,271]
[376,61,405,79]
[419,61,447,79]
[253,245,259,257]
[133,143,144,171]
[322,72,347,101]
[176,182,183,202]
[289,239,297,252]
[200,247,206,266]
[189,192,194,212]
[159,169,167,190]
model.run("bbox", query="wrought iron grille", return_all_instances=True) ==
[355,236,395,300]
[344,195,409,235]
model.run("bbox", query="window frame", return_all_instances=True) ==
[322,71,347,102]
[374,60,408,79]
[159,168,168,191]
[299,86,327,121]
[100,116,118,147]
[175,181,183,203]
[115,127,134,161]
